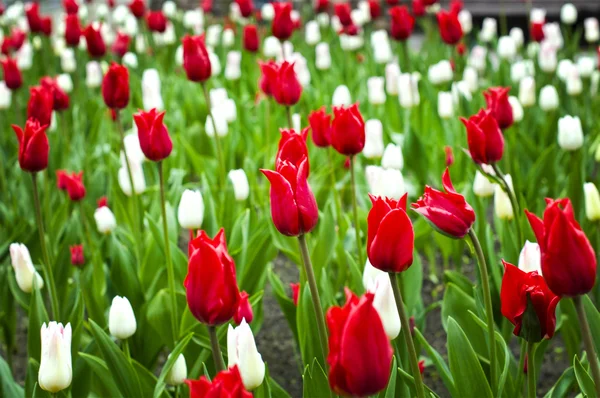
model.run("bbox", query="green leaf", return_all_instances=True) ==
[382,356,398,398]
[302,358,332,398]
[154,332,194,398]
[583,295,600,355]
[0,355,23,397]
[78,352,122,398]
[27,279,49,364]
[413,329,457,397]
[573,354,596,397]
[547,366,575,398]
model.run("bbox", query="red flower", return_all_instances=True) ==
[444,146,454,166]
[133,108,172,162]
[182,34,212,83]
[56,170,68,190]
[202,0,212,13]
[437,10,463,45]
[327,290,393,397]
[111,32,131,57]
[27,86,54,126]
[146,11,167,33]
[83,24,106,58]
[412,0,425,17]
[41,76,69,111]
[1,57,23,90]
[129,0,145,18]
[339,24,359,36]
[243,24,259,52]
[40,16,52,36]
[484,87,513,130]
[57,170,86,201]
[290,282,300,305]
[412,168,475,238]
[367,194,414,273]
[530,22,545,42]
[261,157,318,237]
[70,245,85,267]
[456,42,466,56]
[315,0,329,13]
[185,229,240,325]
[102,63,130,109]
[449,0,462,15]
[97,196,108,208]
[2,29,26,55]
[330,104,365,156]
[25,2,42,33]
[0,1,4,16]
[276,128,309,172]
[63,0,79,15]
[308,107,331,147]
[501,261,559,342]
[389,6,415,41]
[258,60,278,96]
[525,198,597,297]
[368,0,381,19]
[65,14,81,46]
[12,118,49,173]
[185,366,251,398]
[422,0,438,5]
[234,291,253,324]
[272,2,293,41]
[386,0,399,4]
[334,2,353,26]
[235,0,253,18]
[460,109,504,165]
[272,61,302,106]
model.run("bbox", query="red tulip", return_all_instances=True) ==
[83,24,106,58]
[258,60,278,97]
[367,194,414,273]
[146,11,167,33]
[27,86,54,126]
[41,77,69,111]
[182,34,212,83]
[12,118,49,173]
[64,14,81,46]
[339,24,359,36]
[484,87,513,129]
[133,108,172,162]
[185,229,240,325]
[102,63,130,109]
[422,0,439,5]
[97,196,108,208]
[389,6,415,41]
[56,170,68,190]
[525,198,597,297]
[40,17,52,36]
[444,145,454,166]
[1,37,12,55]
[63,0,79,15]
[234,291,253,324]
[272,61,302,106]
[437,10,463,45]
[111,32,131,57]
[386,0,399,4]
[243,25,259,52]
[0,1,4,16]
[272,2,294,41]
[290,282,300,305]
[25,2,42,33]
[1,57,23,90]
[308,107,331,147]
[334,2,353,26]
[501,261,559,342]
[315,0,329,13]
[185,366,251,398]
[368,0,381,19]
[202,0,212,13]
[412,0,425,17]
[460,109,504,165]
[129,0,145,18]
[449,0,462,15]
[531,22,545,42]
[276,128,309,172]
[57,170,86,201]
[261,157,318,237]
[70,244,85,266]
[235,0,253,18]
[9,28,26,51]
[330,104,365,156]
[327,289,393,397]
[412,168,475,238]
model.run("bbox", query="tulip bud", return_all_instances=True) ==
[315,42,331,70]
[58,48,74,71]
[385,63,400,95]
[134,109,172,161]
[228,169,250,201]
[428,60,453,85]
[86,61,103,88]
[584,182,600,221]
[305,20,320,45]
[585,17,599,43]
[497,36,516,60]
[56,73,73,94]
[178,189,204,230]
[479,17,497,42]
[566,69,583,96]
[10,243,44,293]
[365,166,405,200]
[537,85,558,111]
[0,82,11,109]
[372,31,392,64]
[363,119,384,159]
[509,27,524,48]
[367,77,386,105]
[398,72,420,108]
[437,91,454,119]
[365,273,401,340]
[473,168,495,197]
[118,161,146,196]
[577,56,595,78]
[458,10,472,34]
[437,9,462,45]
[227,320,265,390]
[463,66,478,92]
[12,118,49,173]
[494,174,514,220]
[518,241,542,274]
[558,115,583,151]
[234,291,253,325]
[108,296,137,339]
[224,51,241,81]
[262,3,274,20]
[182,34,211,83]
[518,76,536,107]
[205,113,229,137]
[468,45,487,72]
[94,206,117,234]
[166,353,187,386]
[332,84,351,107]
[381,143,403,170]
[537,42,557,73]
[39,322,72,393]
[508,96,523,122]
[263,35,281,58]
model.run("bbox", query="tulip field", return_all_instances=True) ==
[3,0,600,396]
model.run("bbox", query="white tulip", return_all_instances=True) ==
[86,61,102,88]
[538,41,557,73]
[372,30,392,64]
[209,50,221,76]
[261,3,274,21]
[177,190,204,230]
[112,5,129,24]
[227,320,265,390]
[229,3,242,22]
[479,18,497,42]
[585,18,599,43]
[339,33,364,51]
[494,174,514,220]
[363,259,386,289]
[224,99,237,123]
[543,23,563,49]
[539,85,559,111]
[224,51,241,81]
[206,113,229,137]
[206,25,222,47]
[332,85,352,106]
[166,353,187,386]
[497,36,516,60]
[16,42,32,70]
[263,36,281,58]
[398,72,420,108]
[142,69,164,111]
[385,63,400,95]
[118,161,147,196]
[367,77,386,105]
[60,48,76,73]
[557,59,575,81]
[39,322,72,393]
[56,73,73,93]
[94,206,117,234]
[584,183,600,221]
[292,113,301,132]
[222,29,235,48]
[363,120,384,159]
[518,76,536,107]
[509,27,524,48]
[123,52,138,69]
[305,20,321,45]
[437,91,454,119]
[331,15,342,32]
[561,3,577,25]
[530,8,546,24]
[468,45,487,72]
[463,66,478,92]
[381,144,403,170]
[121,132,146,166]
[315,42,331,70]
[518,241,542,274]
[279,41,294,61]
[365,165,405,200]
[558,115,583,151]
[351,8,368,27]
[162,1,177,18]
[509,96,523,122]
[473,170,495,198]
[228,169,250,201]
[577,56,595,78]
[124,15,139,37]
[0,82,12,109]
[316,12,329,27]
[108,296,137,340]
[428,60,453,85]
[458,10,472,34]
[527,42,540,58]
[367,273,401,340]
[510,60,534,83]
[10,243,44,293]
[211,88,228,107]
[566,69,583,96]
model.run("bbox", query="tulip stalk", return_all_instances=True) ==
[349,156,364,267]
[526,341,537,398]
[389,273,426,398]
[158,161,179,344]
[491,163,523,245]
[297,234,329,361]
[201,82,226,190]
[31,173,60,320]
[285,106,293,129]
[207,325,226,372]
[516,340,527,393]
[467,229,498,395]
[574,295,600,396]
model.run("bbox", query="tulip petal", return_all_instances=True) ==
[368,209,414,272]
[525,210,545,250]
[261,169,300,236]
[294,159,319,234]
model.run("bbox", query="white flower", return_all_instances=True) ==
[0,82,12,109]
[123,52,138,69]
[538,41,557,73]
[86,61,102,88]
[584,183,600,221]
[227,320,265,390]
[463,66,478,92]
[497,36,516,60]
[509,27,524,48]
[473,169,495,197]
[510,60,534,83]
[585,18,599,43]
[39,322,72,393]
[437,91,454,119]
[518,241,542,274]
[94,206,117,234]
[305,20,321,45]
[428,60,453,85]
[109,296,137,340]
[577,56,595,78]
[177,190,204,230]
[557,59,575,81]
[222,29,235,48]
[261,3,274,21]
[124,15,139,37]
[367,77,386,105]
[494,174,514,220]
[372,30,392,64]
[205,113,229,137]
[263,36,281,58]
[509,96,523,122]
[385,63,400,95]
[332,85,351,106]
[366,272,400,340]
[561,3,578,25]
[530,8,546,24]
[118,161,147,196]
[121,132,146,166]
[10,243,44,293]
[228,169,250,201]
[518,76,536,107]
[209,50,221,76]
[162,1,177,18]
[398,72,420,108]
[112,5,129,24]
[539,85,559,111]
[142,69,164,111]
[206,24,223,47]
[339,33,364,51]
[16,42,32,70]
[468,45,487,72]
[479,18,497,42]
[558,115,583,151]
[56,74,73,93]
[543,23,563,49]
[317,12,329,27]
[166,353,187,386]
[363,120,384,159]
[381,144,403,170]
[224,51,241,81]
[292,113,301,132]
[365,165,405,200]
[566,69,583,96]
[458,10,472,34]
[61,48,77,73]
[315,42,331,70]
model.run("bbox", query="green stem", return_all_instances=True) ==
[468,229,498,395]
[527,341,536,398]
[349,156,364,267]
[286,106,293,129]
[516,339,527,394]
[201,82,226,190]
[158,162,179,344]
[389,273,426,398]
[327,148,343,226]
[31,173,60,320]
[297,234,329,361]
[492,163,523,246]
[574,295,600,397]
[123,339,131,361]
[401,40,411,72]
[207,325,226,372]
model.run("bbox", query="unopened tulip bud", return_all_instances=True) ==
[428,60,453,85]
[263,36,281,57]
[363,120,384,159]
[261,3,274,20]
[509,27,524,48]
[385,63,400,95]
[94,206,117,234]
[468,45,487,72]
[479,17,497,43]
[108,296,137,339]
[224,51,241,81]
[10,243,44,293]
[458,10,472,34]
[437,91,454,119]
[497,36,516,60]
[0,82,12,109]
[509,96,523,122]
[222,28,235,48]
[585,18,599,43]
[56,73,73,93]
[305,20,320,45]
[366,165,405,200]
[227,320,265,390]
[518,76,536,107]
[123,52,138,69]
[539,85,559,111]
[538,42,557,73]
[367,77,385,105]
[166,353,187,386]
[463,66,478,92]
[381,143,403,170]
[366,273,401,340]
[558,115,583,151]
[39,322,72,393]
[362,259,386,289]
[178,189,204,230]
[494,174,514,220]
[560,4,577,26]
[518,241,542,274]
[473,169,495,197]
[141,68,164,111]
[86,61,102,88]
[118,161,146,196]
[566,70,583,96]
[332,84,351,106]
[292,113,301,132]
[228,169,250,201]
[584,182,600,221]
[206,113,229,137]
[577,56,595,78]
[398,72,420,108]
[315,42,331,70]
